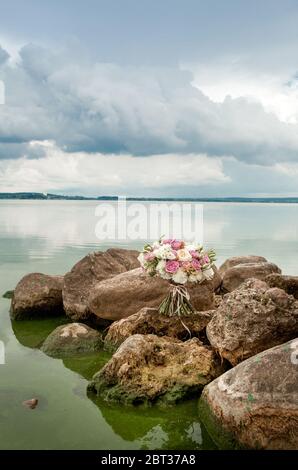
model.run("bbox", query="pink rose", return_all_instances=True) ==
[201,255,210,265]
[181,261,192,272]
[165,260,180,274]
[191,259,201,271]
[162,238,174,245]
[171,239,184,250]
[190,250,200,259]
[144,252,155,261]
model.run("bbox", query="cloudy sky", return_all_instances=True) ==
[1,0,298,197]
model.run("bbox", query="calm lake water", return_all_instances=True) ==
[0,200,297,449]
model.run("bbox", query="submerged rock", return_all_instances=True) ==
[63,248,139,321]
[41,322,103,357]
[207,278,298,365]
[2,290,14,299]
[22,398,38,410]
[104,307,214,352]
[88,267,216,322]
[219,255,281,292]
[266,273,298,299]
[11,273,64,320]
[88,334,225,405]
[198,339,298,449]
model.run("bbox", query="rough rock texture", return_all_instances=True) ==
[41,323,102,357]
[219,255,281,292]
[211,266,222,291]
[11,273,64,320]
[88,268,216,322]
[266,273,298,299]
[207,278,298,365]
[198,339,298,450]
[63,248,139,320]
[88,334,225,405]
[104,307,215,352]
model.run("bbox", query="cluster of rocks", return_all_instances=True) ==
[8,250,298,449]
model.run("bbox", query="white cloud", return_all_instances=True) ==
[0,141,228,194]
[1,43,298,167]
[186,59,298,124]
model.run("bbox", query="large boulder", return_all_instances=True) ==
[88,268,216,322]
[104,307,214,352]
[198,339,298,449]
[207,278,298,365]
[88,334,225,405]
[41,323,102,357]
[11,273,64,320]
[219,255,267,274]
[219,255,281,292]
[63,248,139,321]
[266,273,298,299]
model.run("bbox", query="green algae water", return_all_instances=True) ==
[0,200,297,449]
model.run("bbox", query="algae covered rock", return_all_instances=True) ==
[11,273,64,320]
[41,323,103,357]
[207,278,298,365]
[104,307,214,352]
[88,334,225,405]
[198,339,298,449]
[63,248,139,321]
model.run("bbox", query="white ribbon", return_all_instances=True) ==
[169,284,192,338]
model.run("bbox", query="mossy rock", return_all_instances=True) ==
[198,395,244,450]
[2,290,14,299]
[41,323,103,357]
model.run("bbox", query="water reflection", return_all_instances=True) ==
[9,314,217,449]
[0,200,297,274]
[89,395,217,450]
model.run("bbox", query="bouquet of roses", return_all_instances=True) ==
[138,238,216,318]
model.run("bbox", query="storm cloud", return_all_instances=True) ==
[1,43,298,165]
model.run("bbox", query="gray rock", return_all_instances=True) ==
[198,339,298,449]
[41,323,102,357]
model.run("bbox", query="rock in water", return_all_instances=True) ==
[198,339,298,450]
[88,334,225,405]
[104,307,214,352]
[266,273,298,299]
[207,278,298,365]
[11,273,64,320]
[88,268,215,322]
[22,398,38,409]
[2,290,14,299]
[63,248,139,321]
[41,323,102,357]
[219,255,281,292]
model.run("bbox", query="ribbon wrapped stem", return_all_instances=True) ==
[158,283,195,318]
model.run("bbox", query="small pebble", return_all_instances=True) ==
[22,398,38,409]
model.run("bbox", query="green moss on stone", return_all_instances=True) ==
[198,395,245,450]
[2,290,14,299]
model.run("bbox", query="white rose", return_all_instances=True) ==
[176,248,192,262]
[156,260,166,275]
[189,271,203,283]
[172,268,188,284]
[185,244,196,251]
[155,244,176,260]
[203,267,214,280]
